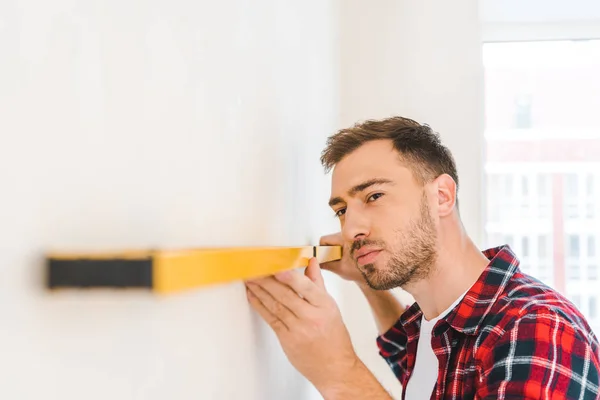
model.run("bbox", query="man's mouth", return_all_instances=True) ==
[356,250,382,266]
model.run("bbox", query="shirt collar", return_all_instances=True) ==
[398,245,521,337]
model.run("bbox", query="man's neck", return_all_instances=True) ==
[404,227,490,321]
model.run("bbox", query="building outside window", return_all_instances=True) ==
[483,39,600,336]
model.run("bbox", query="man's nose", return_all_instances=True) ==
[342,209,370,243]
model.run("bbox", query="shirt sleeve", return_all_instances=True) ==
[477,307,600,399]
[376,322,409,382]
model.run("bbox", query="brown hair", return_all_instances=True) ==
[320,116,459,193]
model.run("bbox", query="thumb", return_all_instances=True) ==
[304,257,325,289]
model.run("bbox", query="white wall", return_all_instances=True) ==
[0,1,340,399]
[336,1,484,397]
[1,1,490,398]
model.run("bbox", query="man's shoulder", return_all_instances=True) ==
[473,270,600,399]
[484,270,599,347]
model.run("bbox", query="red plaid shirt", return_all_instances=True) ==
[376,245,600,399]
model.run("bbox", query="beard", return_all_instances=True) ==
[352,192,438,290]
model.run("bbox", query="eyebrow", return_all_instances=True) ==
[328,178,394,207]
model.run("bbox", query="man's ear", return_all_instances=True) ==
[435,174,457,217]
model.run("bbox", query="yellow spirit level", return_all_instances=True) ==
[47,246,342,294]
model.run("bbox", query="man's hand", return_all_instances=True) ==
[319,232,366,284]
[245,257,359,394]
[320,232,408,335]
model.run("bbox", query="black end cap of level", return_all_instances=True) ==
[47,258,153,289]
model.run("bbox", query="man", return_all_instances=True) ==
[244,116,600,399]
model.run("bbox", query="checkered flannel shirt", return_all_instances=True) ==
[377,245,600,399]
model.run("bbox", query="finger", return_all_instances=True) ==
[246,282,295,328]
[246,285,288,333]
[275,267,326,307]
[304,257,325,289]
[252,276,312,317]
[319,259,340,272]
[319,232,342,246]
[319,233,346,271]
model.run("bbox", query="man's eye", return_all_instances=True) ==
[368,193,384,202]
[334,208,346,218]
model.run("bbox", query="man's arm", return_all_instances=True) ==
[478,308,600,399]
[318,358,394,400]
[358,283,406,335]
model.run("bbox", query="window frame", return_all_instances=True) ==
[480,10,600,332]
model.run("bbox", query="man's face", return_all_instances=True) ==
[328,140,438,290]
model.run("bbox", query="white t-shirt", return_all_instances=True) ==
[403,290,468,400]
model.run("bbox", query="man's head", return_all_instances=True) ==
[321,116,459,290]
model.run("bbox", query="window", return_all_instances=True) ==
[536,175,552,219]
[487,175,502,221]
[588,265,598,280]
[572,295,582,309]
[505,176,514,197]
[586,203,595,219]
[521,237,529,257]
[585,174,595,219]
[565,174,579,219]
[504,235,514,248]
[590,297,597,320]
[514,94,533,129]
[538,235,549,259]
[566,174,578,198]
[521,176,529,197]
[537,175,549,197]
[538,264,552,283]
[567,204,579,220]
[587,174,594,197]
[568,235,580,258]
[568,263,581,280]
[483,39,600,336]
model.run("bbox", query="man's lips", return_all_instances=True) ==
[355,249,382,265]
